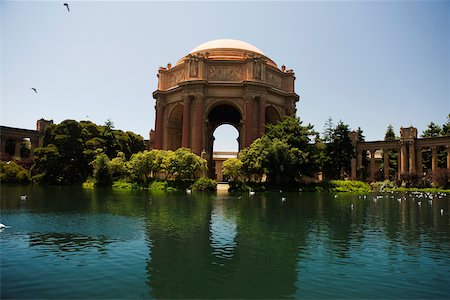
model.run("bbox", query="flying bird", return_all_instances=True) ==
[63,3,70,12]
[31,88,37,93]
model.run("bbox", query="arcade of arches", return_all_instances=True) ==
[0,119,53,158]
[351,127,450,181]
[150,39,299,177]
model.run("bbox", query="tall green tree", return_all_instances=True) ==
[322,121,354,180]
[383,125,399,180]
[384,124,396,140]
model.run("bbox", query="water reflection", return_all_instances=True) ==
[1,186,449,299]
[209,199,237,260]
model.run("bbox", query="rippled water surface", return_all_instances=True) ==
[1,186,449,299]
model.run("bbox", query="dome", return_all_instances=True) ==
[177,39,277,67]
[189,39,264,55]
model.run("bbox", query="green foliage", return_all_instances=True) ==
[228,180,251,192]
[93,154,113,186]
[110,152,127,180]
[166,148,207,181]
[421,122,442,138]
[322,120,355,180]
[384,124,397,140]
[0,161,31,184]
[31,144,62,183]
[191,177,217,192]
[222,158,243,181]
[239,117,317,184]
[328,180,371,193]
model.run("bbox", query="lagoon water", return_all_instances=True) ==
[1,185,449,299]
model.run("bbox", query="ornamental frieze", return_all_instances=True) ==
[266,70,282,89]
[168,69,185,87]
[208,65,243,81]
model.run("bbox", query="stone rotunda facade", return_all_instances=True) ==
[150,39,299,171]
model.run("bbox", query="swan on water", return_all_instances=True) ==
[20,195,27,201]
[0,223,9,229]
[249,191,255,196]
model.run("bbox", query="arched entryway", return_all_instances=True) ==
[166,104,183,150]
[206,103,242,178]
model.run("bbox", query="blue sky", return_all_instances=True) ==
[1,1,449,151]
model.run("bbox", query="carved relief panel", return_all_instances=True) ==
[208,65,243,81]
[266,70,282,89]
[168,69,186,88]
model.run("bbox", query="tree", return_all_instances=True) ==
[93,153,113,186]
[442,114,450,136]
[384,124,396,140]
[166,148,207,181]
[322,121,354,180]
[422,122,442,138]
[322,117,334,143]
[222,158,243,181]
[32,119,145,184]
[239,117,317,184]
[31,144,62,183]
[421,122,446,171]
[383,125,398,180]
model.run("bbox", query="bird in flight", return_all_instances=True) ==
[31,88,37,93]
[63,3,70,12]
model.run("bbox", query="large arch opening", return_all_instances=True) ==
[206,103,242,179]
[166,104,183,150]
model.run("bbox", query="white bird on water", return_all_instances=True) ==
[0,223,9,229]
[441,209,444,215]
[20,195,27,201]
[249,191,255,196]
[186,189,191,194]
[281,197,286,202]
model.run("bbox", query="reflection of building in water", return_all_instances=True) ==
[212,151,237,182]
[209,201,237,259]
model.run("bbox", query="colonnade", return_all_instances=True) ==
[352,127,450,181]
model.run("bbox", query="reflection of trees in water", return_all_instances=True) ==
[145,193,309,299]
[29,233,111,255]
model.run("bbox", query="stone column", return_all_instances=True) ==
[357,150,362,167]
[0,138,6,154]
[258,97,266,136]
[193,95,204,155]
[383,149,389,179]
[154,97,165,149]
[370,150,376,181]
[417,147,423,176]
[409,143,416,173]
[182,97,191,148]
[351,157,357,180]
[14,139,21,157]
[400,143,408,174]
[397,148,402,179]
[244,96,253,148]
[431,146,438,173]
[447,146,450,171]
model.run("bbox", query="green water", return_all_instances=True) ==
[1,185,449,299]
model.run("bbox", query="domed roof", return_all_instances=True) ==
[177,39,277,67]
[189,39,264,55]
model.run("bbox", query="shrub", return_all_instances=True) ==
[400,172,419,188]
[228,180,251,192]
[93,154,113,186]
[329,180,371,193]
[432,169,449,188]
[0,161,32,184]
[191,177,217,192]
